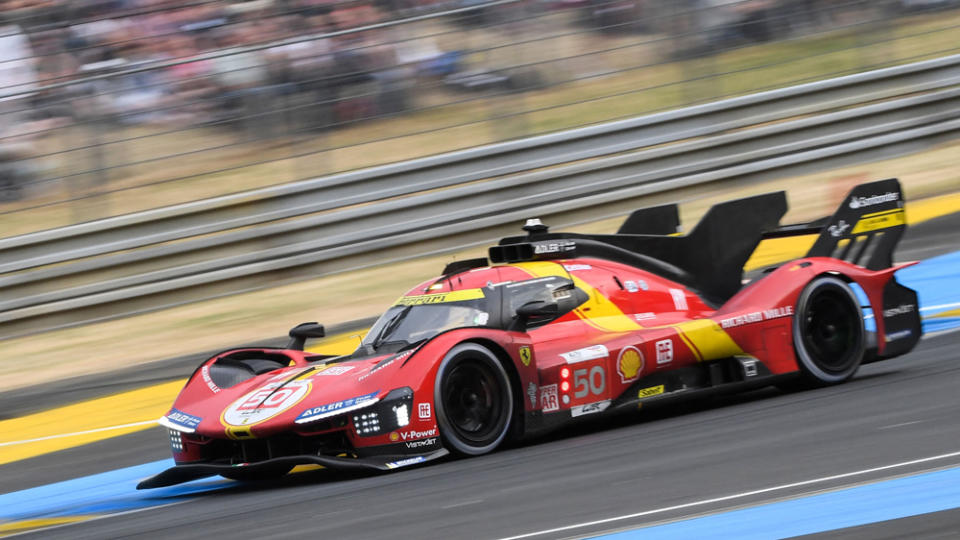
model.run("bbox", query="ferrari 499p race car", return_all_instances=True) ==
[139,179,921,488]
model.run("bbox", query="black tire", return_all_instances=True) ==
[434,343,514,456]
[220,464,293,482]
[792,276,865,386]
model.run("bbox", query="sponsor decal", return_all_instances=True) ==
[405,437,438,450]
[519,346,532,367]
[655,339,673,365]
[883,304,916,318]
[393,427,438,441]
[740,358,758,377]
[314,365,355,376]
[849,192,899,209]
[223,380,312,427]
[358,354,407,381]
[540,384,559,412]
[885,329,913,342]
[617,346,644,383]
[527,382,537,408]
[764,306,793,320]
[563,264,592,271]
[852,209,905,234]
[571,400,611,417]
[385,456,426,469]
[828,220,850,237]
[200,365,220,393]
[561,344,609,364]
[625,280,639,293]
[533,240,576,255]
[418,402,431,419]
[638,280,649,291]
[720,305,794,329]
[396,289,484,306]
[638,385,665,398]
[669,288,688,311]
[294,390,380,424]
[634,312,656,322]
[166,408,202,431]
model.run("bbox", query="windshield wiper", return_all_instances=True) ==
[371,306,412,350]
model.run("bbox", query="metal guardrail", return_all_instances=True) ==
[1,54,959,339]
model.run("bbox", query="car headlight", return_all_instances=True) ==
[354,387,414,437]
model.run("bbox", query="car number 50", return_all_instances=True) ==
[574,366,605,398]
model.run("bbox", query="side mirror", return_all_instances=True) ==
[287,322,326,351]
[517,300,560,321]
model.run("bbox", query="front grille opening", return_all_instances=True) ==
[202,431,353,465]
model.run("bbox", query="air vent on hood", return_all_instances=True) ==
[207,351,290,389]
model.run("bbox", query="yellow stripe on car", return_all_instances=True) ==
[668,319,744,361]
[514,261,642,333]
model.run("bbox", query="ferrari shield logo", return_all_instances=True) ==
[519,346,532,367]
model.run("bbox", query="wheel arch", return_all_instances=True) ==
[461,338,525,441]
[791,273,866,386]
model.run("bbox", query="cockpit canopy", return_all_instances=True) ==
[360,275,588,352]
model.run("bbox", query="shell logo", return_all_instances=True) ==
[617,346,644,383]
[389,432,399,442]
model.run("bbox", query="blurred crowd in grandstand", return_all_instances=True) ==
[1,0,957,201]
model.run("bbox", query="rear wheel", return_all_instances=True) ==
[792,276,865,386]
[434,343,513,456]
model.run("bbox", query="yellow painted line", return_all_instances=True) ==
[0,516,98,537]
[0,334,359,466]
[744,192,960,271]
[907,191,960,223]
[0,380,184,466]
[929,308,960,318]
[745,235,818,271]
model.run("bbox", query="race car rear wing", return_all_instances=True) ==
[489,178,909,306]
[804,178,906,270]
[757,178,906,270]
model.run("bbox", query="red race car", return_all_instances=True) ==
[139,179,921,488]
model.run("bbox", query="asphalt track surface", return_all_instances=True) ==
[3,211,960,538]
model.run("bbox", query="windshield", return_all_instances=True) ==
[362,289,492,351]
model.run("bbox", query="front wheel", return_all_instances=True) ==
[792,276,865,387]
[434,343,513,456]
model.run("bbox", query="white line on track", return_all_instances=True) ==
[920,302,960,313]
[442,499,484,509]
[0,420,157,447]
[877,420,924,430]
[497,450,960,540]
